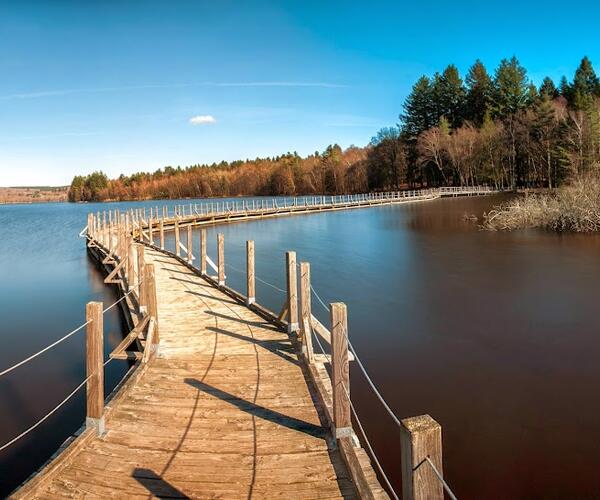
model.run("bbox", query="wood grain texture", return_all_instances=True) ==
[86,302,104,421]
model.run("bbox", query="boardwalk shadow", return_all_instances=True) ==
[206,326,299,366]
[132,468,189,498]
[184,378,326,438]
[204,309,281,332]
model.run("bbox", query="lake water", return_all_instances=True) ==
[2,194,600,498]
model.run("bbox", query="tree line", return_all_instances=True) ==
[69,56,600,202]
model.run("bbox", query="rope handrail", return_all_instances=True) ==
[311,324,399,499]
[310,281,459,499]
[224,262,287,294]
[415,457,459,500]
[0,357,114,453]
[0,279,142,379]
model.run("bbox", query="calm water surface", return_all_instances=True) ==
[1,195,600,498]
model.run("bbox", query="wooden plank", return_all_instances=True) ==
[217,232,225,286]
[110,315,150,359]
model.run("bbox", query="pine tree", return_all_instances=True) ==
[400,76,434,137]
[465,59,493,125]
[492,56,529,118]
[559,76,572,100]
[539,76,558,99]
[432,65,466,128]
[572,56,600,109]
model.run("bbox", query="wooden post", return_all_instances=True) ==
[187,224,193,263]
[286,251,299,333]
[159,220,165,250]
[217,233,225,286]
[299,262,314,363]
[400,415,444,500]
[144,263,160,344]
[331,302,351,439]
[137,245,146,311]
[246,240,255,305]
[86,301,104,436]
[200,229,207,275]
[148,219,154,245]
[127,236,136,291]
[175,220,180,257]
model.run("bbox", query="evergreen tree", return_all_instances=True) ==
[559,76,572,100]
[539,76,558,99]
[572,56,600,109]
[432,65,466,128]
[465,59,493,125]
[492,56,529,118]
[400,76,434,137]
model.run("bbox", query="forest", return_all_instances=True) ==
[69,56,600,202]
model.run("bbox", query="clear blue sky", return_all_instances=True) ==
[1,0,599,186]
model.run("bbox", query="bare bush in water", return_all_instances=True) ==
[483,175,600,232]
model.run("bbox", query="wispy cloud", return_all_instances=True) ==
[0,81,347,101]
[189,115,216,125]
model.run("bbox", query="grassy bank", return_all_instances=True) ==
[0,187,68,204]
[483,177,600,232]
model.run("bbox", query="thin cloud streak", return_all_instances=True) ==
[0,81,347,100]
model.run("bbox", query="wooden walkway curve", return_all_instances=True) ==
[14,248,385,499]
[11,188,496,499]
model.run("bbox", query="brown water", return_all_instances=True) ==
[2,194,600,498]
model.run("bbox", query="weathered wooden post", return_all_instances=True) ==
[200,229,207,275]
[217,233,225,286]
[246,240,255,305]
[86,301,104,436]
[137,244,146,311]
[175,220,180,257]
[144,263,160,343]
[299,262,314,362]
[400,415,444,500]
[159,220,165,250]
[286,251,299,333]
[127,236,136,291]
[331,302,351,439]
[187,225,193,263]
[148,219,154,245]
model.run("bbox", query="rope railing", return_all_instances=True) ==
[0,282,142,380]
[415,457,458,500]
[224,261,287,294]
[0,357,114,453]
[310,280,459,499]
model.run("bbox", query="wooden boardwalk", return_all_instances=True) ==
[9,188,491,499]
[14,248,385,499]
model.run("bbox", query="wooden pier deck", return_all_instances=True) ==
[14,247,385,499]
[9,188,491,499]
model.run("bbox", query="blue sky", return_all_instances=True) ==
[1,1,599,186]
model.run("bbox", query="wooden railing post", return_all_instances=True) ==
[400,415,444,500]
[217,233,225,286]
[148,219,154,245]
[286,251,299,333]
[86,301,104,436]
[137,244,146,312]
[159,220,165,250]
[331,302,351,439]
[127,235,136,292]
[246,240,255,305]
[299,262,314,363]
[200,229,207,275]
[175,220,180,257]
[187,225,193,263]
[144,263,160,344]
